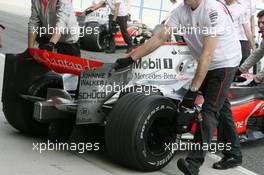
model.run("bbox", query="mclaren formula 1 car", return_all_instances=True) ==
[2,42,264,172]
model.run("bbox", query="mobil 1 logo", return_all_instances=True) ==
[133,58,173,69]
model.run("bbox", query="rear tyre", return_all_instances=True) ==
[105,93,177,171]
[3,73,63,136]
[81,22,108,51]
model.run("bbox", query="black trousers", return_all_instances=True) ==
[186,67,242,171]
[38,37,81,57]
[239,40,250,66]
[108,14,132,50]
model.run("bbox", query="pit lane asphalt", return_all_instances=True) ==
[0,3,262,175]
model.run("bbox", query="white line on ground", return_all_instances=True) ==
[208,153,259,175]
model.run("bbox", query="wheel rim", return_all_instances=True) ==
[145,109,175,156]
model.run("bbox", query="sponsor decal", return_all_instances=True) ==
[49,58,82,69]
[171,49,191,56]
[134,72,179,80]
[30,50,48,64]
[32,55,46,64]
[133,58,173,69]
[80,79,107,86]
[172,49,177,55]
[81,72,106,79]
[147,152,174,166]
[78,91,107,100]
[177,49,191,55]
[80,108,89,116]
[208,9,218,27]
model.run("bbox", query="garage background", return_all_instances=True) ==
[73,0,183,27]
[7,0,264,28]
[73,0,264,27]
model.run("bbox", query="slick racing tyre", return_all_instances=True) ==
[81,22,108,51]
[105,93,177,171]
[3,73,63,136]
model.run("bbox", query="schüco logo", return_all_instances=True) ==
[133,58,173,69]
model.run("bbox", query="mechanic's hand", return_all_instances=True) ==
[180,90,198,111]
[114,56,135,70]
[39,42,55,52]
[234,76,247,82]
[233,69,246,82]
[85,9,94,15]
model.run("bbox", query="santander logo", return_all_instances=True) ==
[49,58,83,69]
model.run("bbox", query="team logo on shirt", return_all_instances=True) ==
[208,9,218,27]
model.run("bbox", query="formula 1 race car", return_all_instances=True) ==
[2,42,264,172]
[75,9,152,52]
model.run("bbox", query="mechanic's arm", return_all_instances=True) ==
[28,0,41,48]
[132,27,170,60]
[131,5,180,60]
[191,36,218,89]
[113,2,120,21]
[240,40,264,72]
[251,16,255,38]
[243,23,255,51]
[114,26,171,70]
[256,68,264,82]
[83,1,106,15]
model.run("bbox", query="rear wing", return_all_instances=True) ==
[2,49,104,103]
[2,51,50,102]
